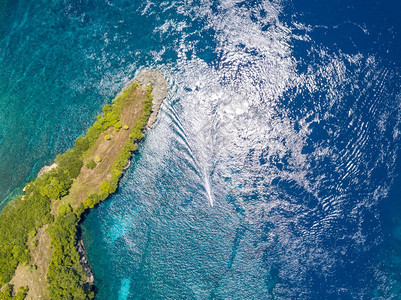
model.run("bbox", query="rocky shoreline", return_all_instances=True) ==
[77,233,94,285]
[37,163,58,178]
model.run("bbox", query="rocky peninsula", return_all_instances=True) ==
[0,70,167,299]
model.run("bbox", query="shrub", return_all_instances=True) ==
[74,136,89,154]
[75,204,85,219]
[86,159,96,169]
[123,125,129,130]
[55,149,83,179]
[100,181,111,194]
[130,129,144,141]
[83,196,97,209]
[39,177,70,200]
[104,111,119,127]
[114,122,122,132]
[28,229,36,238]
[95,156,101,163]
[16,287,29,300]
[0,284,12,298]
[102,104,113,115]
[105,135,111,140]
[0,285,29,300]
[58,203,72,216]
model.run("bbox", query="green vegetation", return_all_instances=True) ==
[85,160,96,170]
[28,229,36,238]
[0,79,154,298]
[105,135,111,140]
[0,285,28,300]
[82,85,153,210]
[45,81,148,299]
[0,119,90,295]
[58,203,73,216]
[0,175,54,285]
[47,212,92,299]
[114,122,122,132]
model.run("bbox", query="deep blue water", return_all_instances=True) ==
[1,0,401,298]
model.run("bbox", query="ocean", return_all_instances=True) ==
[1,0,401,298]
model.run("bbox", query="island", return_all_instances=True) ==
[0,70,167,299]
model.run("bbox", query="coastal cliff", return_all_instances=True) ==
[0,70,167,299]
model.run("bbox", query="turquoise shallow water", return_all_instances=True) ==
[1,0,401,298]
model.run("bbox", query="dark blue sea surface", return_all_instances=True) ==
[1,0,401,298]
